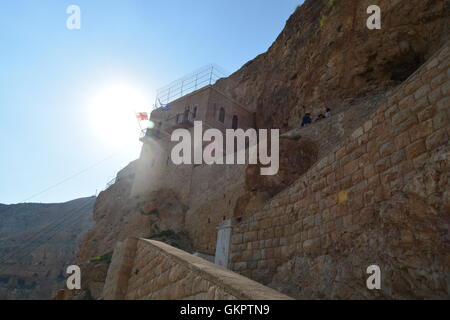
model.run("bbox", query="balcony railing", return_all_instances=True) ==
[139,110,197,143]
[154,64,228,108]
[140,127,163,142]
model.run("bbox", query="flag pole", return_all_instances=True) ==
[134,111,143,138]
[136,115,143,130]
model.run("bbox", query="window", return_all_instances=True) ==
[232,115,239,130]
[218,107,225,123]
[193,106,197,118]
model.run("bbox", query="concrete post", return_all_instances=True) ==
[214,220,234,268]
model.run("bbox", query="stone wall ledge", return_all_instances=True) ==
[139,238,293,300]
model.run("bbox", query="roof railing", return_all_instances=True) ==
[154,64,228,108]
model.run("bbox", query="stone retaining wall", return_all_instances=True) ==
[229,41,450,299]
[102,238,292,300]
[101,238,138,300]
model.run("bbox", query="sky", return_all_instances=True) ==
[0,0,302,204]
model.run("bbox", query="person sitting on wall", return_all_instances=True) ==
[325,108,332,118]
[301,113,312,127]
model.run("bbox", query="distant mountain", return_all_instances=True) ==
[0,197,95,300]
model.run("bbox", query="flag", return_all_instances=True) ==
[158,99,170,111]
[136,112,148,121]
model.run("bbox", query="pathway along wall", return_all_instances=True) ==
[229,41,450,299]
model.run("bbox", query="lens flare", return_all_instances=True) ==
[89,84,149,148]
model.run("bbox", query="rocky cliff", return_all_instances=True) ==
[73,162,192,299]
[215,0,449,132]
[0,197,95,300]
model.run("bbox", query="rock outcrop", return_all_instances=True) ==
[75,162,191,299]
[245,137,319,196]
[215,0,449,132]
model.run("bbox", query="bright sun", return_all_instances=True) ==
[89,84,149,148]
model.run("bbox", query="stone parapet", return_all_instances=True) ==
[102,238,293,300]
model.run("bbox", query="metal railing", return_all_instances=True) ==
[139,111,196,144]
[155,64,228,108]
[104,173,136,190]
[105,178,116,188]
[140,127,163,140]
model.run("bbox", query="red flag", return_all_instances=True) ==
[136,112,148,121]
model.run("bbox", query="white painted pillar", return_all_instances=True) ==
[214,220,234,268]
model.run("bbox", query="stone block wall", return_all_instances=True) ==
[185,184,244,254]
[102,238,293,300]
[101,238,138,300]
[185,163,247,254]
[229,41,450,299]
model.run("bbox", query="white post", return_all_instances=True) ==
[214,220,234,268]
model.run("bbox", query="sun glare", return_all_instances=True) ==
[89,84,149,148]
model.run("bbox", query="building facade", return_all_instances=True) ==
[132,84,254,215]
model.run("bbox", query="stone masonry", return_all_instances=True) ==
[102,238,292,300]
[229,40,450,299]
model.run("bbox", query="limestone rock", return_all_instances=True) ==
[245,137,318,196]
[215,0,450,132]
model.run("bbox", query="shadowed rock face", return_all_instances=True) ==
[233,138,318,220]
[0,197,95,300]
[245,138,318,197]
[215,0,450,132]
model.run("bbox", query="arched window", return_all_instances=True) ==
[218,107,225,123]
[232,115,239,130]
[183,106,190,122]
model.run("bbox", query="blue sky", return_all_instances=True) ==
[0,0,301,204]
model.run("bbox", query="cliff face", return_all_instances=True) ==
[0,197,95,300]
[215,0,449,131]
[76,162,188,262]
[75,162,191,299]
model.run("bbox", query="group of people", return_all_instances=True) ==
[301,108,331,127]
